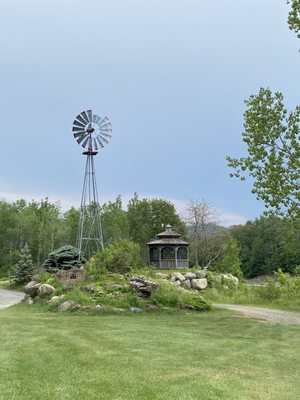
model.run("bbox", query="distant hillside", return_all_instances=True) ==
[186,223,227,237]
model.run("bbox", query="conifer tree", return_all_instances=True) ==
[14,243,34,284]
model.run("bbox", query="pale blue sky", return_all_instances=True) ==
[0,0,299,225]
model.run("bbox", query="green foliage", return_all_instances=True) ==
[0,194,187,270]
[38,272,60,288]
[150,281,210,311]
[227,88,300,218]
[63,286,93,306]
[89,239,142,274]
[288,0,300,39]
[214,237,243,278]
[98,291,145,309]
[127,193,186,261]
[0,198,73,269]
[13,243,34,284]
[62,207,79,247]
[294,265,300,275]
[257,278,280,301]
[230,216,300,277]
[101,195,129,245]
[43,245,86,273]
[205,269,300,311]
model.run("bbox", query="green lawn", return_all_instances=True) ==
[1,305,300,400]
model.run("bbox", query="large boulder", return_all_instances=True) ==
[185,272,196,280]
[130,276,158,297]
[24,281,41,297]
[171,272,186,282]
[48,295,65,306]
[191,278,208,290]
[195,270,207,279]
[181,280,192,289]
[172,280,181,287]
[38,284,56,296]
[58,300,75,312]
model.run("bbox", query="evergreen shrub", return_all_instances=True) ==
[13,244,34,284]
[43,245,86,273]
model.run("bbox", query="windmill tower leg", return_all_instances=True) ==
[76,153,104,259]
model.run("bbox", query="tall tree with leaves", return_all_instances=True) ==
[101,195,129,245]
[227,88,300,217]
[14,243,34,284]
[127,194,186,261]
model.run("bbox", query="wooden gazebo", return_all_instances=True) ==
[147,224,189,269]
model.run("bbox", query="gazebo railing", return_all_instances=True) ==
[150,259,188,269]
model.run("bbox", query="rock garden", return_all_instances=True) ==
[22,265,241,314]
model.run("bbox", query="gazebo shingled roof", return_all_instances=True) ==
[147,224,189,245]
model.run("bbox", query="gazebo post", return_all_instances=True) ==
[158,246,162,269]
[175,246,179,269]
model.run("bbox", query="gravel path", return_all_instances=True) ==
[214,303,300,325]
[0,288,24,309]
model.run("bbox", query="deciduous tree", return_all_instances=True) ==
[185,199,222,267]
[227,88,300,218]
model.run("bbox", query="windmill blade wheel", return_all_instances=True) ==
[72,110,112,153]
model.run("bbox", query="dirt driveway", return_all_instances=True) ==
[0,288,24,309]
[214,304,300,325]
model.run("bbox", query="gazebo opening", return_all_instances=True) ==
[161,247,175,259]
[177,247,187,259]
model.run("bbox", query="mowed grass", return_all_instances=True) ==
[1,305,300,400]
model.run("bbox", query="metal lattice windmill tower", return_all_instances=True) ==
[72,110,112,259]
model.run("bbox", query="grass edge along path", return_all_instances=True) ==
[1,304,300,400]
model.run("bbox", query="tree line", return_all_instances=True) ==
[0,194,184,277]
[1,195,300,279]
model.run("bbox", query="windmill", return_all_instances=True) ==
[72,110,112,259]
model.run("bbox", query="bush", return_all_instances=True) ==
[43,245,86,273]
[257,278,280,300]
[150,281,210,311]
[89,239,142,275]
